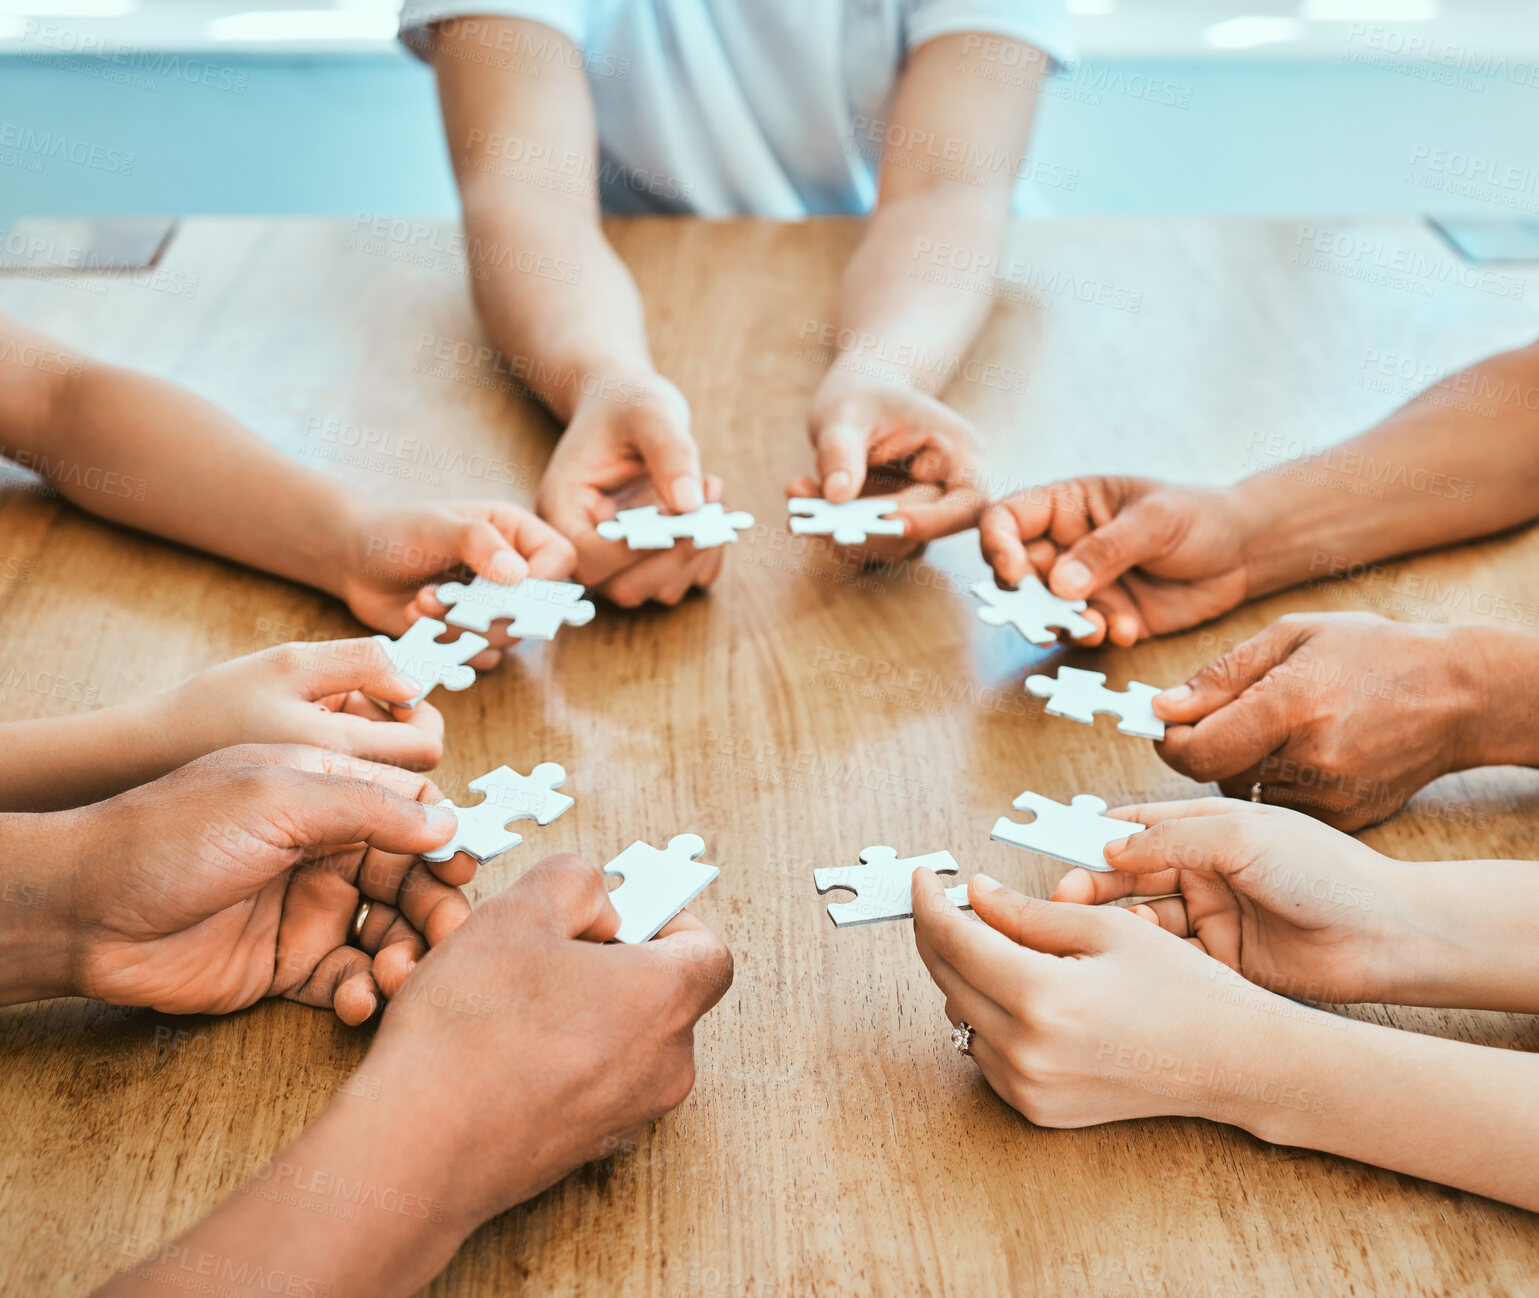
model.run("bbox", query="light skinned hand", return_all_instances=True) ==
[340,500,577,665]
[911,867,1320,1129]
[367,853,734,1224]
[158,638,445,772]
[1152,613,1474,829]
[1053,797,1404,1004]
[978,477,1255,645]
[787,367,986,563]
[64,744,470,1024]
[536,373,730,606]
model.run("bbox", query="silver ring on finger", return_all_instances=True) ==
[950,1021,975,1055]
[1250,782,1263,804]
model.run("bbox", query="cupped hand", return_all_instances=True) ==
[786,368,986,563]
[1153,613,1473,829]
[978,477,1255,645]
[339,500,577,658]
[69,745,470,1024]
[159,638,445,772]
[912,868,1323,1130]
[366,853,733,1223]
[1054,797,1404,1003]
[536,374,729,607]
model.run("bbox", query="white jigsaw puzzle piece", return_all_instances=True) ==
[970,577,1095,645]
[421,762,574,864]
[1026,666,1166,739]
[787,497,905,546]
[373,618,489,707]
[991,792,1146,873]
[436,576,597,640]
[813,847,972,927]
[596,503,755,551]
[604,833,720,943]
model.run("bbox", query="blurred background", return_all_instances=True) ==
[0,0,1533,222]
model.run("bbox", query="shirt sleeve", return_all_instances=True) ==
[398,0,586,62]
[905,0,1077,68]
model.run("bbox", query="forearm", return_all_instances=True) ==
[829,187,1004,393]
[1237,1009,1539,1210]
[460,185,657,419]
[34,362,362,598]
[0,705,183,812]
[1236,338,1539,595]
[1376,858,1539,1013]
[93,1080,480,1298]
[0,811,77,1003]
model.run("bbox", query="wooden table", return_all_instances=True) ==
[2,215,1538,1296]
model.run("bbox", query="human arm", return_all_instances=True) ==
[978,335,1539,644]
[912,869,1539,1211]
[787,33,1043,559]
[431,18,722,605]
[0,311,576,639]
[92,855,734,1298]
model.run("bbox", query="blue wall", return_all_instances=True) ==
[0,50,1528,222]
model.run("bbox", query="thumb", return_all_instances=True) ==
[261,767,458,862]
[631,404,704,514]
[1154,617,1309,723]
[1049,498,1176,601]
[967,874,1114,955]
[809,407,871,504]
[504,853,621,941]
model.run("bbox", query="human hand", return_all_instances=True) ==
[912,868,1333,1130]
[155,638,445,773]
[338,500,577,657]
[978,477,1255,645]
[787,367,986,563]
[366,853,733,1223]
[1052,797,1405,1004]
[536,373,728,607]
[65,745,469,1023]
[1152,613,1476,829]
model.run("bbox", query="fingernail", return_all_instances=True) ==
[1054,559,1091,594]
[672,476,704,513]
[824,470,851,501]
[972,873,1003,890]
[425,805,458,836]
[1103,836,1129,858]
[486,551,521,582]
[1159,684,1192,704]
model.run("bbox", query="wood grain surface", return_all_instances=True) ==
[1,215,1538,1296]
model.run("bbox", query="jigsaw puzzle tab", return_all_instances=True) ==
[596,503,755,551]
[970,577,1096,645]
[1026,667,1165,739]
[421,762,574,865]
[604,833,720,943]
[991,792,1146,873]
[436,576,596,640]
[814,846,971,927]
[787,497,905,546]
[373,618,489,707]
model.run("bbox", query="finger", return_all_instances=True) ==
[911,869,1053,1002]
[504,853,621,941]
[463,502,579,582]
[268,638,425,707]
[285,945,380,1026]
[1100,804,1265,881]
[979,501,1036,588]
[916,937,1014,1041]
[888,482,986,544]
[308,707,445,772]
[1084,583,1147,648]
[630,406,703,514]
[1153,619,1310,723]
[643,912,735,1015]
[1138,895,1194,938]
[394,860,473,947]
[784,474,820,500]
[1048,865,1184,906]
[809,410,871,504]
[601,547,703,608]
[454,517,530,586]
[1158,687,1298,785]
[367,910,432,999]
[1049,496,1179,602]
[968,874,1122,955]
